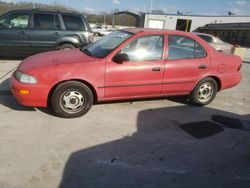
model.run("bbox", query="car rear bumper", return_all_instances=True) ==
[10,76,49,107]
[220,72,242,90]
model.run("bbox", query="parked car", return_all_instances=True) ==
[0,9,93,58]
[11,29,242,118]
[194,32,233,54]
[91,25,110,36]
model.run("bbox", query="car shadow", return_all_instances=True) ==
[166,96,190,105]
[0,57,24,60]
[59,106,250,188]
[96,95,190,106]
[36,107,56,117]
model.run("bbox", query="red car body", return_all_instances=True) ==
[11,29,242,117]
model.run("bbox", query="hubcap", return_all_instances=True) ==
[198,82,213,103]
[60,90,85,114]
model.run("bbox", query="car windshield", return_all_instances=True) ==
[84,31,133,58]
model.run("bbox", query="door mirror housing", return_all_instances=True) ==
[113,53,129,64]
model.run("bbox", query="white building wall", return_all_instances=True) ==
[144,14,250,31]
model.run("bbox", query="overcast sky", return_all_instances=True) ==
[4,0,250,15]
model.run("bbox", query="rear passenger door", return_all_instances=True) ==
[29,13,61,54]
[163,34,210,94]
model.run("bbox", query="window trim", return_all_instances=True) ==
[167,34,207,61]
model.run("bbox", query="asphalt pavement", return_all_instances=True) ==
[0,52,249,188]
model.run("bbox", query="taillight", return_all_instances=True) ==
[89,33,94,43]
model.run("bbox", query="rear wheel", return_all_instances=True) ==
[189,77,218,106]
[59,43,75,50]
[51,81,93,118]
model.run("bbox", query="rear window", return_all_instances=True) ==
[62,15,86,31]
[197,34,213,43]
[34,13,60,30]
[168,35,207,60]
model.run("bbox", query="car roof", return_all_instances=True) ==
[121,28,194,36]
[193,32,214,38]
[3,9,84,16]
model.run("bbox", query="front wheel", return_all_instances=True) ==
[51,81,93,118]
[189,77,218,106]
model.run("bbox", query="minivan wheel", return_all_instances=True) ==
[189,77,218,106]
[59,43,75,50]
[51,81,93,118]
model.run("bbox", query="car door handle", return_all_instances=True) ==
[19,31,25,35]
[198,64,207,69]
[152,67,161,72]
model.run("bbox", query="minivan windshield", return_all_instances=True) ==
[84,31,133,58]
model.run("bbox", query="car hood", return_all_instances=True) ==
[19,49,96,72]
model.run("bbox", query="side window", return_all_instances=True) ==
[34,14,60,30]
[121,35,163,61]
[0,13,30,29]
[62,15,86,31]
[168,35,206,60]
[195,41,207,58]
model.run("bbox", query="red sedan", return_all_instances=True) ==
[10,29,242,118]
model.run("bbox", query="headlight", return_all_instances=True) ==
[15,71,38,84]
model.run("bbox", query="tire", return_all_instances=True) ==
[51,81,93,118]
[59,43,75,50]
[189,77,218,106]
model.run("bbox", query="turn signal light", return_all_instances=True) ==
[19,89,30,94]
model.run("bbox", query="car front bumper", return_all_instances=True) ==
[10,75,50,107]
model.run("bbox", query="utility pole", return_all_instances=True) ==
[150,0,154,14]
[143,5,146,13]
[103,13,106,26]
[112,8,119,28]
[112,12,114,28]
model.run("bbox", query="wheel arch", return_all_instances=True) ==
[56,42,77,49]
[193,75,222,92]
[47,79,98,107]
[55,35,82,49]
[209,76,221,91]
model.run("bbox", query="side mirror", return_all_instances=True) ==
[113,53,129,64]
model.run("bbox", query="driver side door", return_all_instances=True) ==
[0,11,31,57]
[105,35,165,99]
